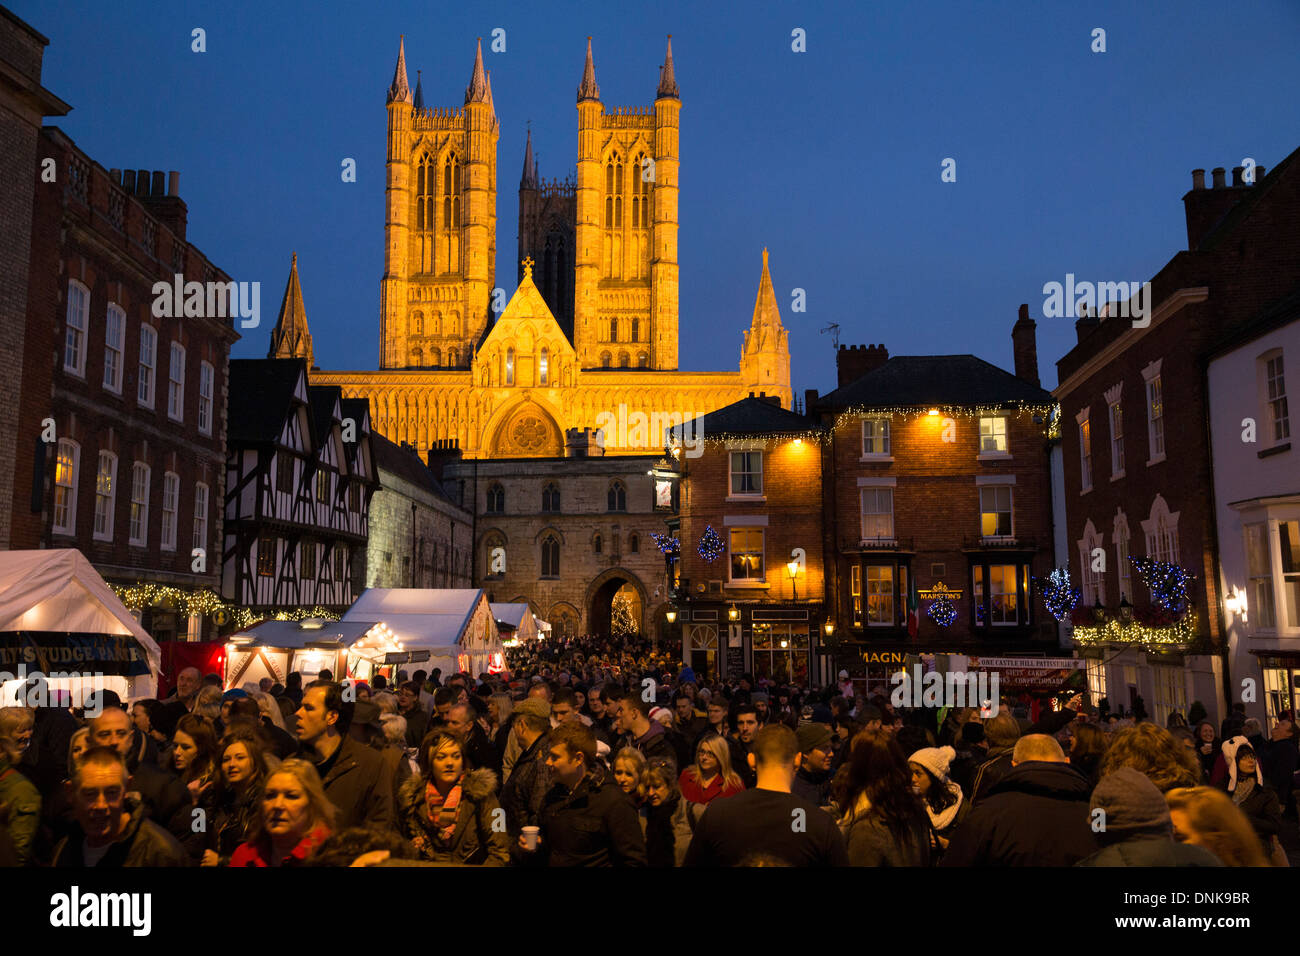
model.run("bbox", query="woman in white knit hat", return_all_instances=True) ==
[909,745,965,855]
[1217,735,1285,864]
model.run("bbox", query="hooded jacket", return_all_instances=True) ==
[53,796,189,867]
[940,761,1098,867]
[397,768,510,866]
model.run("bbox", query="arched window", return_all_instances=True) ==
[637,352,649,368]
[609,318,618,343]
[629,532,639,553]
[416,154,435,272]
[542,482,560,513]
[600,352,612,369]
[412,312,423,335]
[505,348,515,386]
[619,352,630,368]
[430,347,441,366]
[486,482,505,514]
[411,346,423,367]
[539,347,549,385]
[449,349,459,366]
[608,480,626,512]
[541,534,560,577]
[593,533,603,554]
[484,533,506,577]
[443,153,461,229]
[631,318,639,342]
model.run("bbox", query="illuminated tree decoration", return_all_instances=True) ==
[650,532,680,558]
[927,594,957,627]
[1131,556,1193,616]
[1037,567,1081,622]
[698,525,724,563]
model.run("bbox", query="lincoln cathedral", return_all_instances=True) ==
[271,35,792,460]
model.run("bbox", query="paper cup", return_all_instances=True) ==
[521,826,540,850]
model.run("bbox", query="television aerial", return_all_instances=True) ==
[820,322,841,350]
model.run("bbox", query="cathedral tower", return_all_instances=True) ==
[573,37,680,371]
[518,127,576,341]
[381,37,499,370]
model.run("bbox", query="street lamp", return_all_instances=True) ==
[823,620,835,638]
[787,560,800,601]
[728,604,740,622]
[1119,595,1133,624]
[1093,598,1106,624]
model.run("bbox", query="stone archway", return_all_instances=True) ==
[488,400,564,457]
[584,569,647,638]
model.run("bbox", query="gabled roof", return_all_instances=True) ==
[227,358,308,444]
[819,355,1056,410]
[674,395,814,439]
[369,429,456,503]
[342,588,490,652]
[308,386,342,451]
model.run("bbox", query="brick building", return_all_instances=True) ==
[1054,149,1300,725]
[25,125,240,642]
[668,396,828,686]
[0,8,69,550]
[364,432,473,591]
[809,326,1059,693]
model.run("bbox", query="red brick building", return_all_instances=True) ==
[809,327,1059,691]
[1054,150,1300,723]
[669,396,827,686]
[23,127,240,642]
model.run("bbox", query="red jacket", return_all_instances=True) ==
[229,826,330,867]
[679,769,744,806]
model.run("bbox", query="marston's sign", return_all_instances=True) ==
[918,581,963,600]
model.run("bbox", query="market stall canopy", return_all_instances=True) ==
[492,603,540,641]
[0,549,161,695]
[342,589,503,675]
[230,619,388,650]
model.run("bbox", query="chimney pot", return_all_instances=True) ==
[168,171,180,196]
[1212,167,1226,188]
[109,168,121,184]
[136,169,149,195]
[151,171,165,196]
[1232,166,1245,187]
[1018,303,1029,321]
[1255,166,1266,183]
[1191,168,1205,190]
[122,169,136,192]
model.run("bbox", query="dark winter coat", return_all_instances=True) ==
[535,765,646,867]
[126,756,189,830]
[643,794,694,867]
[396,768,510,866]
[967,747,1016,808]
[311,735,393,829]
[182,782,261,865]
[501,731,553,845]
[1223,780,1283,849]
[792,766,835,808]
[53,796,189,867]
[0,758,40,865]
[401,706,429,748]
[1076,836,1222,867]
[940,761,1099,867]
[461,721,502,778]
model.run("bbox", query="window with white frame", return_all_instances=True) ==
[93,451,117,541]
[1086,659,1107,702]
[64,281,89,376]
[729,451,763,495]
[1114,509,1132,601]
[986,564,1020,625]
[1142,494,1180,564]
[198,362,214,435]
[980,485,1013,539]
[160,472,179,550]
[1261,351,1290,445]
[1078,519,1105,606]
[1245,522,1275,629]
[1077,407,1093,491]
[1109,401,1124,476]
[728,528,764,581]
[167,342,185,420]
[129,462,150,546]
[104,304,125,393]
[860,487,894,541]
[978,416,1007,453]
[138,325,157,407]
[862,419,890,456]
[1280,520,1300,629]
[866,565,894,625]
[52,439,79,534]
[193,482,208,553]
[1142,360,1165,462]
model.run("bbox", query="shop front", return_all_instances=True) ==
[675,603,830,688]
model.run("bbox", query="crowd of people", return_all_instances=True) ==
[0,632,1295,868]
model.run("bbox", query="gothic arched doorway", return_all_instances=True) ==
[585,570,645,638]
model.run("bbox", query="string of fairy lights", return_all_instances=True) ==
[110,583,340,632]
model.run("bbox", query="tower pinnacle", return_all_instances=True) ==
[387,35,412,104]
[466,37,489,103]
[657,35,679,98]
[577,37,600,101]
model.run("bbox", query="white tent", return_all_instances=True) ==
[342,588,505,676]
[491,602,540,642]
[0,549,162,701]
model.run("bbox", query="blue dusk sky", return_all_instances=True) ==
[16,0,1300,393]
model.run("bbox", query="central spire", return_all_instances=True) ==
[521,125,537,188]
[577,36,600,101]
[387,35,412,104]
[465,37,489,104]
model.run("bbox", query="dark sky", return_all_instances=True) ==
[18,0,1300,393]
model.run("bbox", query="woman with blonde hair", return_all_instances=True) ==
[612,747,648,806]
[0,707,39,865]
[1165,786,1269,866]
[230,758,337,866]
[678,733,745,825]
[193,684,222,723]
[1097,723,1201,793]
[488,693,515,756]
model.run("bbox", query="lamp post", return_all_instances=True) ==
[787,560,799,602]
[728,604,740,623]
[1093,598,1106,625]
[665,608,677,662]
[1119,595,1133,624]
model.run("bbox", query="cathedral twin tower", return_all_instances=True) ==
[293,35,790,460]
[381,35,682,373]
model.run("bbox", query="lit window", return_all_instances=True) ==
[316,469,329,502]
[866,565,894,625]
[1109,401,1124,475]
[729,528,764,581]
[729,451,763,495]
[862,418,890,456]
[137,325,157,407]
[64,281,89,376]
[53,439,79,534]
[94,451,117,541]
[104,304,125,392]
[978,417,1007,453]
[1280,520,1300,628]
[860,487,894,541]
[850,565,862,627]
[257,538,274,576]
[987,564,1019,625]
[161,471,179,550]
[1142,364,1165,461]
[129,462,150,546]
[980,486,1013,538]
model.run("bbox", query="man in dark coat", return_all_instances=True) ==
[520,721,645,866]
[941,734,1099,867]
[500,698,553,852]
[18,679,79,796]
[53,747,187,867]
[88,706,188,829]
[612,690,680,766]
[447,703,501,777]
[967,712,1022,808]
[397,681,429,748]
[791,722,835,809]
[296,681,393,828]
[1077,767,1222,867]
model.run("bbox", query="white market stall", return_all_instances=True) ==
[342,588,504,677]
[221,618,409,689]
[0,549,162,703]
[491,602,542,643]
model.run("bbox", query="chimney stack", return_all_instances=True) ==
[1011,303,1040,386]
[836,344,889,387]
[139,168,189,242]
[1184,162,1256,251]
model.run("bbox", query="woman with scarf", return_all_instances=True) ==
[909,746,964,857]
[1217,736,1285,865]
[396,728,510,865]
